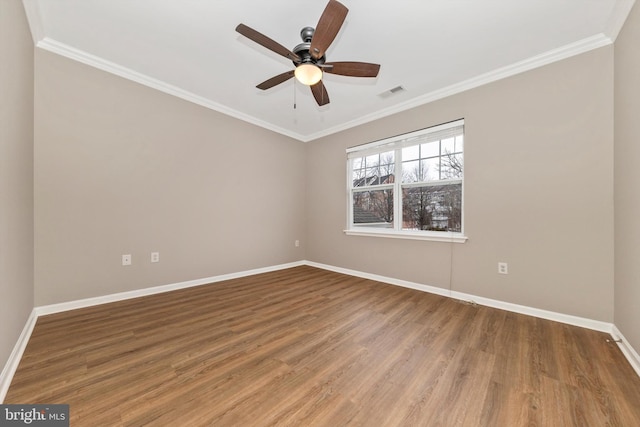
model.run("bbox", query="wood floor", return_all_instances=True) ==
[6,266,640,426]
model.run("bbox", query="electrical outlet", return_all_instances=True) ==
[295,240,300,247]
[122,254,132,266]
[151,252,160,263]
[498,262,508,274]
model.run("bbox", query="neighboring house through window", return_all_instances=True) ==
[346,119,466,242]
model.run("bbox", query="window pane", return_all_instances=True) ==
[421,141,439,158]
[379,151,395,166]
[365,154,379,168]
[402,145,420,161]
[441,136,464,154]
[402,160,421,183]
[441,137,456,154]
[352,167,367,186]
[352,189,394,227]
[423,157,440,180]
[378,163,395,183]
[365,167,379,184]
[402,183,462,232]
[440,153,463,179]
[454,135,464,153]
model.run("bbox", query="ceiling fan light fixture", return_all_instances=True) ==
[295,63,322,86]
[236,0,379,106]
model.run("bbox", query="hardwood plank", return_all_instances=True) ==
[5,266,640,426]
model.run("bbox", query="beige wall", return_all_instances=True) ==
[34,51,306,305]
[307,46,615,322]
[0,0,34,369]
[614,3,640,352]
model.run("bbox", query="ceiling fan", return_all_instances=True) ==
[235,0,380,106]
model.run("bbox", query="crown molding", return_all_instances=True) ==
[21,0,44,44]
[36,31,611,143]
[605,0,636,41]
[36,38,307,142]
[303,33,613,142]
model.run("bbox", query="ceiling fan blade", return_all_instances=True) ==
[236,24,301,62]
[310,80,330,106]
[323,61,381,78]
[256,70,295,90]
[310,0,348,60]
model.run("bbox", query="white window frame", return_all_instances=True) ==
[345,119,467,243]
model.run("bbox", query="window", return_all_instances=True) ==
[346,119,466,242]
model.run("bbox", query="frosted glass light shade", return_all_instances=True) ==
[294,63,322,86]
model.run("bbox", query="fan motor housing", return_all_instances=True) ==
[293,27,326,66]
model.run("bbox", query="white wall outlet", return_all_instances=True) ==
[151,252,160,263]
[122,254,132,266]
[498,262,508,274]
[295,240,300,247]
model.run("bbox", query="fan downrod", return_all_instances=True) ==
[300,26,315,43]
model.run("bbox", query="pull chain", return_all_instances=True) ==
[293,79,297,109]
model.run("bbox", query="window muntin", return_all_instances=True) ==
[347,120,464,238]
[352,151,395,187]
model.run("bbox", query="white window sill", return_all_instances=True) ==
[344,229,468,243]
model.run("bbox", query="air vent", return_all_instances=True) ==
[378,85,406,98]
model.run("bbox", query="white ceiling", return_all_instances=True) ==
[22,0,634,142]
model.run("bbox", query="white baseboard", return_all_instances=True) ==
[0,309,38,403]
[3,259,639,401]
[611,325,640,378]
[305,261,458,298]
[36,261,306,316]
[306,261,614,333]
[447,290,613,333]
[307,262,640,376]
